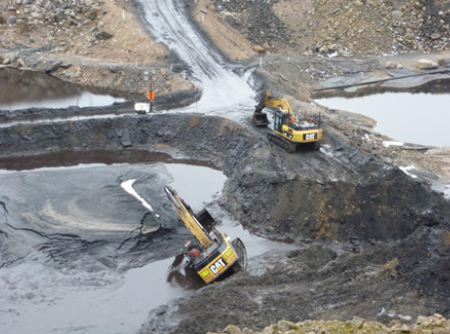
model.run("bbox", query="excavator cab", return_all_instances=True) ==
[164,186,247,285]
[252,90,323,152]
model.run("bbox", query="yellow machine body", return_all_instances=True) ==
[164,186,245,284]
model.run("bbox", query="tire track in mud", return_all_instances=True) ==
[137,0,256,114]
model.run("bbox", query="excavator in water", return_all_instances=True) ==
[252,90,323,153]
[164,186,247,285]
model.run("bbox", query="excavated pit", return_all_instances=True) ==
[1,110,449,334]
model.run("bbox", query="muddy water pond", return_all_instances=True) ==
[0,68,125,110]
[316,92,450,147]
[0,155,291,334]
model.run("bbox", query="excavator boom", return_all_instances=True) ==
[253,90,295,126]
[164,186,213,249]
[255,90,294,114]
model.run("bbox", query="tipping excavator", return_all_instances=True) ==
[164,186,247,285]
[252,90,323,153]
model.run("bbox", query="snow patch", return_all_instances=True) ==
[383,141,404,147]
[444,184,450,200]
[398,314,412,321]
[399,166,418,179]
[327,51,339,58]
[121,179,154,212]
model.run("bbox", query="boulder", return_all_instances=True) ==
[431,33,441,40]
[95,31,113,40]
[385,61,396,69]
[392,10,403,21]
[438,58,450,68]
[224,15,236,28]
[223,324,241,334]
[253,45,266,53]
[45,61,62,73]
[16,58,26,68]
[54,11,64,22]
[7,16,16,25]
[352,316,365,329]
[417,59,438,70]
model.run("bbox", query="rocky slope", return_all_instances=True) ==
[208,315,450,334]
[203,0,450,56]
[0,0,193,97]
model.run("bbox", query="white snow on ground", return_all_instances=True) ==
[383,141,404,147]
[444,185,450,200]
[121,179,154,212]
[398,314,413,321]
[399,166,418,179]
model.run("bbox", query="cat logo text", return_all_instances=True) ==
[210,258,226,275]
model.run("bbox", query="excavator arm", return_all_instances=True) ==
[253,90,296,126]
[255,90,294,114]
[164,186,213,249]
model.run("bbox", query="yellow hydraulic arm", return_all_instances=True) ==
[164,186,213,249]
[255,90,295,116]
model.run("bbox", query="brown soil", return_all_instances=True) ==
[0,0,167,63]
[192,0,255,60]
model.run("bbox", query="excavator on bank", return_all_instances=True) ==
[164,186,247,285]
[252,90,323,153]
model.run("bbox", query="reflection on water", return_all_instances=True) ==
[0,68,125,110]
[316,92,450,147]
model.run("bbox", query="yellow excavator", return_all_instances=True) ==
[252,90,323,153]
[164,186,247,284]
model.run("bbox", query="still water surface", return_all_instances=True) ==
[316,92,450,147]
[0,68,125,110]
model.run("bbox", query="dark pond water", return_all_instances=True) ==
[0,155,292,334]
[0,68,125,110]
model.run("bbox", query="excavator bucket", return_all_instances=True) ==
[195,208,216,230]
[252,112,270,127]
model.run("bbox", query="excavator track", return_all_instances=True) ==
[267,133,296,153]
[231,238,247,272]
